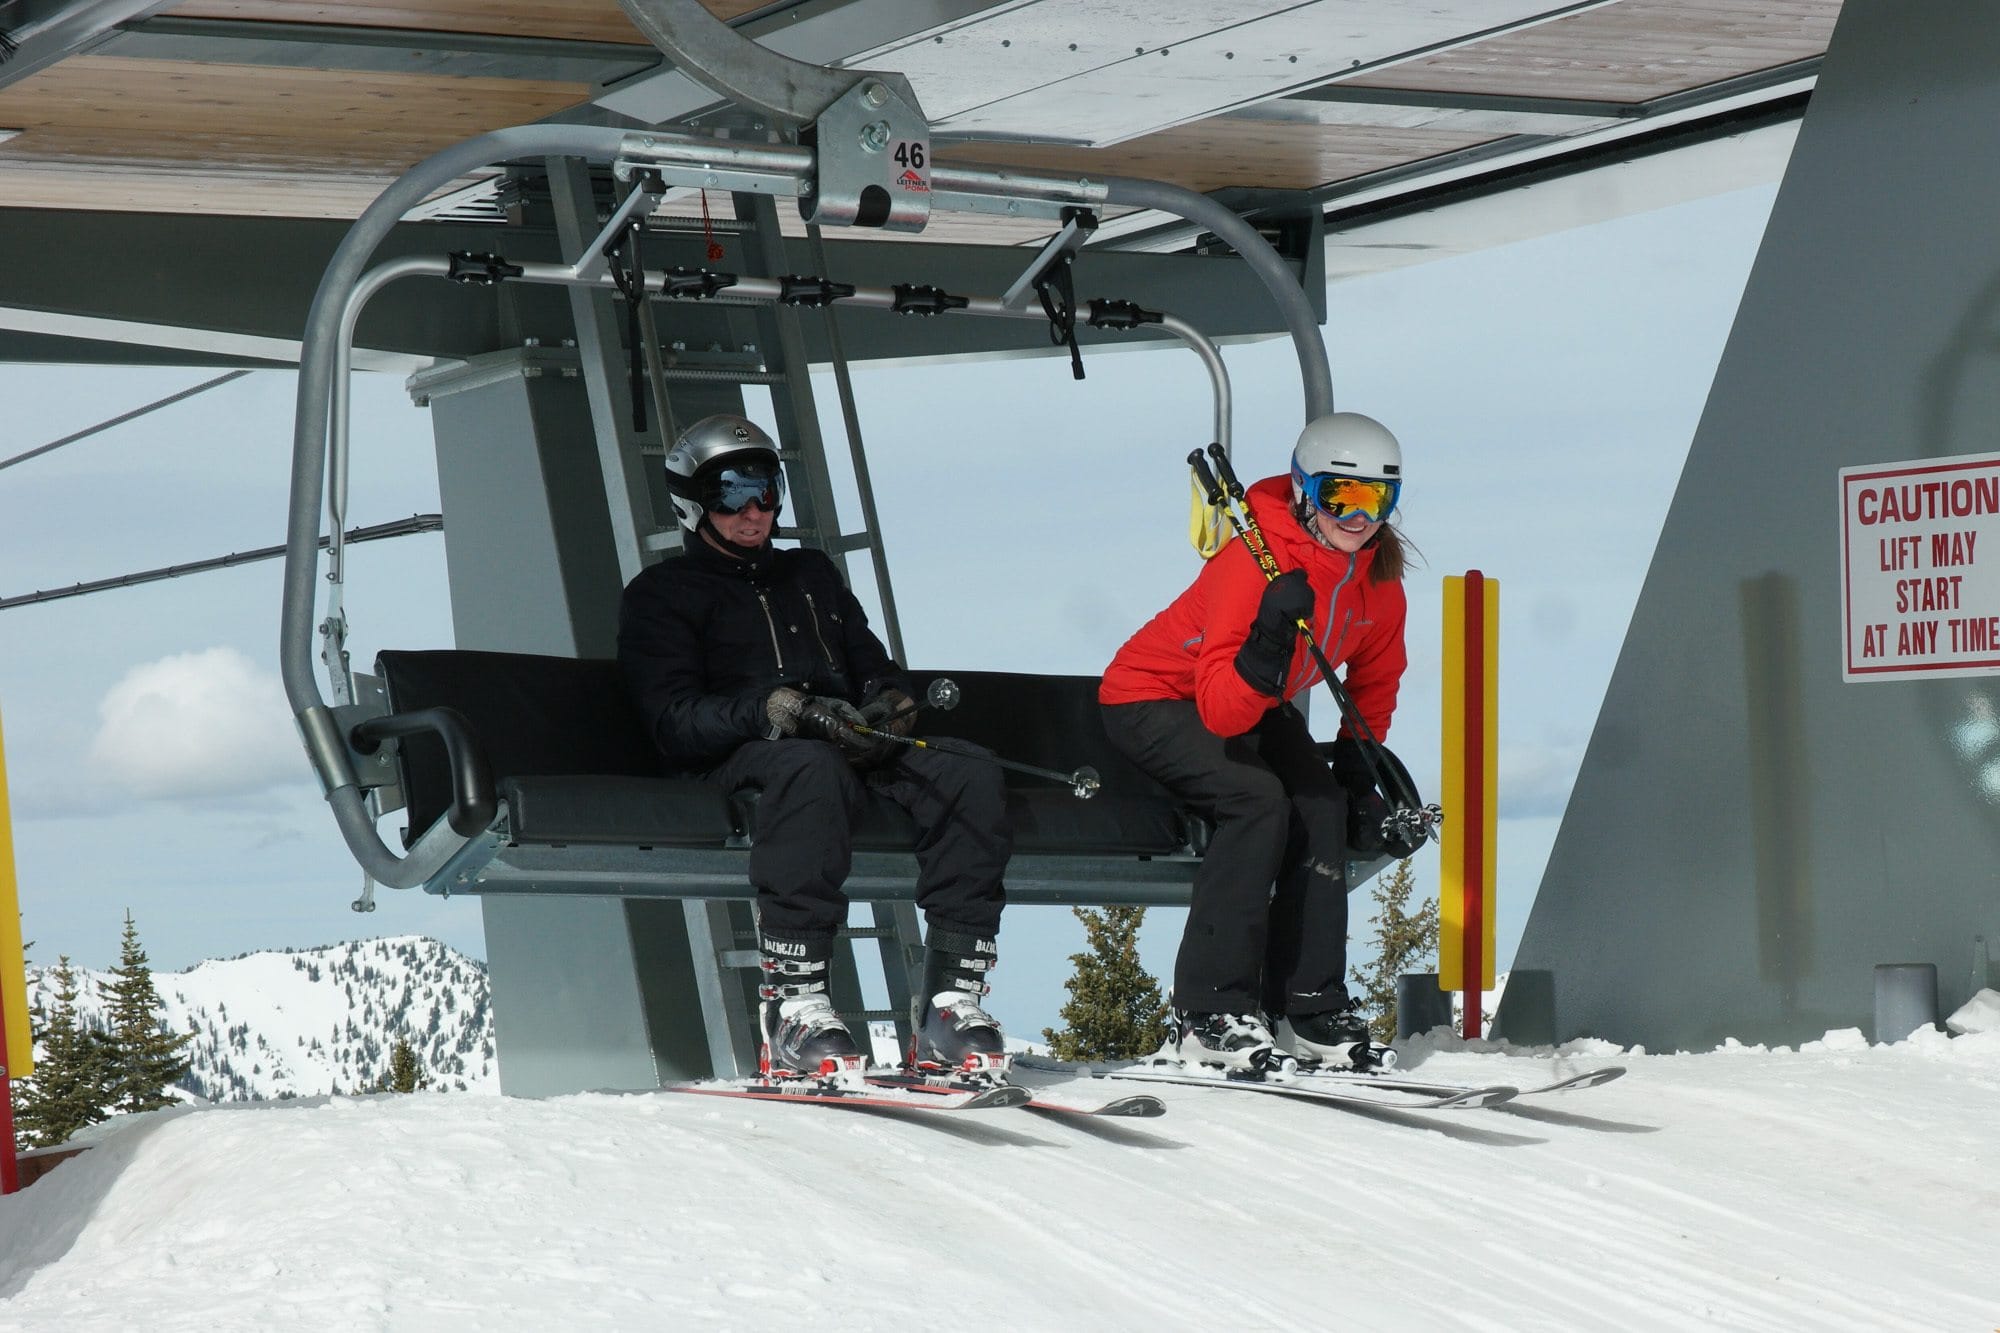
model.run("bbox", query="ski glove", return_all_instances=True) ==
[798,696,873,755]
[860,686,917,737]
[764,686,808,737]
[1234,568,1313,697]
[1331,737,1426,860]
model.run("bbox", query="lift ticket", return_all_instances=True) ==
[1842,451,2000,681]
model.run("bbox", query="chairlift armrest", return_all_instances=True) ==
[349,707,498,838]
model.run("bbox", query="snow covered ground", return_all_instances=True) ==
[3,1028,1997,1331]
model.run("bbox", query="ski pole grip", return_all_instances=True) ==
[1206,442,1245,499]
[1187,449,1224,504]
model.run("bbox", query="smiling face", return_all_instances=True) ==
[1312,506,1382,553]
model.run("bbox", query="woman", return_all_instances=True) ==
[1099,412,1411,1070]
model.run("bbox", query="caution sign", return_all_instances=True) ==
[1841,452,2000,681]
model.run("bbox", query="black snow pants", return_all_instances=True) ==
[710,737,1011,943]
[1100,699,1350,1016]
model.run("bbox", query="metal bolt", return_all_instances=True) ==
[561,338,576,348]
[860,120,890,152]
[1001,39,1011,47]
[864,81,888,108]
[740,343,756,353]
[1007,200,1020,214]
[524,337,540,347]
[670,340,687,352]
[706,173,718,186]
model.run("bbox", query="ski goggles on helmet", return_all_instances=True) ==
[702,463,786,514]
[1294,465,1399,523]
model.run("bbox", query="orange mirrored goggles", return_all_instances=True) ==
[1295,467,1399,522]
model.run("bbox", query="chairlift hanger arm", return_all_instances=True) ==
[613,0,900,129]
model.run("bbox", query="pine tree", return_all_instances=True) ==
[1347,859,1440,1044]
[375,1038,431,1093]
[105,911,194,1114]
[1041,906,1171,1060]
[14,956,115,1148]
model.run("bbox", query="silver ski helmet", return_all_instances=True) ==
[1289,412,1402,526]
[663,414,785,529]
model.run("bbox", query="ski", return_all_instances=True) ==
[865,1072,1167,1119]
[1024,1092,1166,1119]
[1096,1064,1518,1111]
[664,1079,1031,1111]
[1289,1064,1626,1100]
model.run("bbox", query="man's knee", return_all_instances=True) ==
[758,740,863,799]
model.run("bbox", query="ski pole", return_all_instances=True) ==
[849,727,1102,800]
[848,677,1100,799]
[1188,445,1441,846]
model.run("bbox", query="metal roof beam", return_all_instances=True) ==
[0,0,179,91]
[101,16,662,83]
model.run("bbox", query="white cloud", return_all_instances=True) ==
[1497,741,1585,820]
[88,647,310,800]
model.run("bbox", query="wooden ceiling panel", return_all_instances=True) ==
[1344,0,1837,103]
[943,120,1498,198]
[160,0,759,43]
[0,56,587,174]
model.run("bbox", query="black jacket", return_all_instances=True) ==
[618,529,908,771]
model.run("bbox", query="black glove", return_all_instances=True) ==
[1233,569,1313,697]
[1331,737,1426,859]
[860,686,916,737]
[795,695,870,753]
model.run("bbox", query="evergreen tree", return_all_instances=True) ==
[1347,859,1440,1043]
[375,1038,431,1093]
[105,911,194,1114]
[1041,906,1170,1060]
[14,956,114,1148]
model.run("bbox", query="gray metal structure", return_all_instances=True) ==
[1502,0,2000,1052]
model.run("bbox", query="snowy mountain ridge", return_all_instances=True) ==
[24,936,496,1099]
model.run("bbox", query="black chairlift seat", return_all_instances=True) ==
[372,650,1208,905]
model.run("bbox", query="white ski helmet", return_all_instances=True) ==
[663,414,784,529]
[1289,412,1403,524]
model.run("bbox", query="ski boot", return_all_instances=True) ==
[1174,1009,1277,1074]
[1277,1001,1394,1071]
[908,929,1009,1080]
[757,934,866,1087]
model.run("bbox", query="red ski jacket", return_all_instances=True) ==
[1099,475,1407,740]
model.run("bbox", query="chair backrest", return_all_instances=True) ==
[907,668,1168,800]
[376,649,664,839]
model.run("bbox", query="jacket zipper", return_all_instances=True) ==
[755,592,787,674]
[803,593,837,673]
[1289,552,1358,694]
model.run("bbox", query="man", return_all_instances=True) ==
[619,414,1011,1084]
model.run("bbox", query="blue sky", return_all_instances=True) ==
[0,181,1775,1037]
